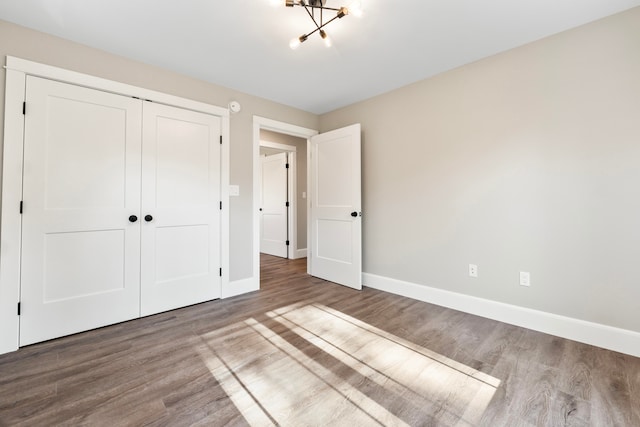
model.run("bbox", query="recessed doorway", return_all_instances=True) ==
[252,117,318,282]
[253,117,363,291]
[259,133,307,259]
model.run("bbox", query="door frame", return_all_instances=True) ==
[0,56,230,355]
[252,116,318,286]
[259,141,299,259]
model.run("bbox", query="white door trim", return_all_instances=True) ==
[260,140,297,152]
[0,56,230,355]
[252,116,318,288]
[287,152,299,259]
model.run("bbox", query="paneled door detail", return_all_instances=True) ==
[309,124,362,290]
[20,77,143,346]
[140,103,222,316]
[261,152,289,258]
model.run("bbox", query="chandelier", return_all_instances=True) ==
[282,0,363,49]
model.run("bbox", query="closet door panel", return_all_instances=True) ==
[141,103,221,316]
[20,76,142,346]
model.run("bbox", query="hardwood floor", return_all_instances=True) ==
[1,254,639,426]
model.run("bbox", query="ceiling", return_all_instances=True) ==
[1,0,639,114]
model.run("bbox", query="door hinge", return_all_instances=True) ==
[219,201,222,210]
[285,163,289,169]
[219,268,222,277]
[220,135,222,145]
[286,240,290,246]
[19,201,23,214]
[17,302,21,316]
[285,201,290,207]
[22,102,26,115]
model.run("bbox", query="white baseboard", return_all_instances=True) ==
[292,249,307,259]
[363,273,640,358]
[222,277,259,299]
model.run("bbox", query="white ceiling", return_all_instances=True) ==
[1,0,639,114]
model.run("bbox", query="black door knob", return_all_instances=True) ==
[144,215,153,222]
[129,215,138,223]
[351,211,358,217]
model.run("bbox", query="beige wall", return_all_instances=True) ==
[3,7,640,333]
[320,8,640,332]
[0,20,319,282]
[260,130,308,250]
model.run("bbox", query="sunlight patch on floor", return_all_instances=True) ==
[197,303,500,426]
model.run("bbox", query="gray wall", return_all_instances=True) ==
[320,8,640,332]
[260,130,308,251]
[0,19,319,282]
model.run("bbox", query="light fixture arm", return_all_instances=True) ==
[286,0,351,48]
[301,12,344,39]
[302,4,321,29]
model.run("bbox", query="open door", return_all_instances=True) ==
[309,124,362,290]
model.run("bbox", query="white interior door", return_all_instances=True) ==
[309,124,362,290]
[140,102,221,316]
[261,152,288,258]
[20,76,142,346]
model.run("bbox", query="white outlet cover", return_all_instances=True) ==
[469,264,478,278]
[520,271,530,287]
[229,185,240,196]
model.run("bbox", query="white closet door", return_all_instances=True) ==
[20,76,142,346]
[261,152,289,258]
[140,102,221,316]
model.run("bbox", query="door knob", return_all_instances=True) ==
[351,211,358,217]
[144,214,153,222]
[129,215,138,223]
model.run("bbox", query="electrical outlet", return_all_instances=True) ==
[520,271,530,287]
[469,264,478,278]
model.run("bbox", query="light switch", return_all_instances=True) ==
[229,185,240,196]
[302,191,306,199]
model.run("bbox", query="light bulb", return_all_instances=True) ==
[320,30,332,47]
[289,34,307,49]
[269,0,281,7]
[349,0,363,17]
[289,38,301,49]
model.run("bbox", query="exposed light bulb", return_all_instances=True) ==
[349,0,363,17]
[289,34,307,49]
[269,0,281,7]
[289,38,301,49]
[320,30,332,47]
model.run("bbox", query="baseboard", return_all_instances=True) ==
[292,249,307,259]
[363,273,640,358]
[222,277,259,299]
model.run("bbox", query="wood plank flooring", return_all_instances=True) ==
[1,254,639,426]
